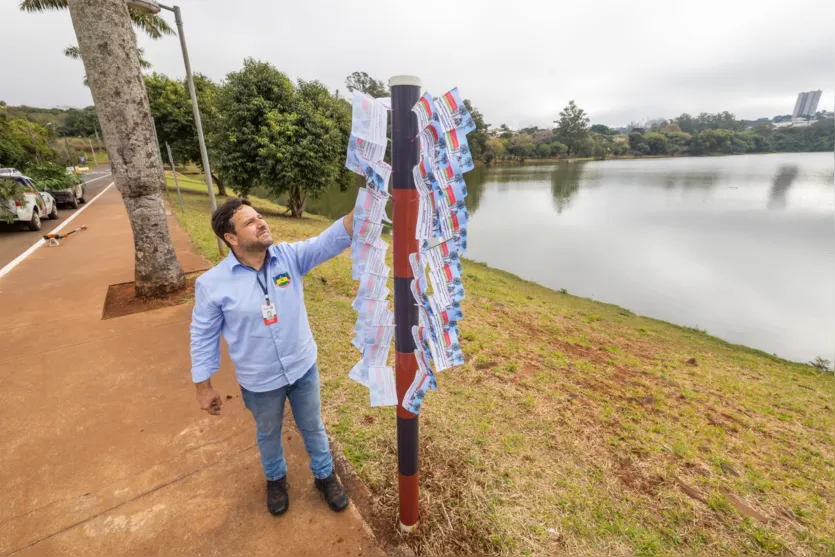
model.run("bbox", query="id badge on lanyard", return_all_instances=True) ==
[256,260,278,325]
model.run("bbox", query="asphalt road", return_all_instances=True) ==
[0,167,113,269]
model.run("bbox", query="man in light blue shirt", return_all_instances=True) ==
[190,197,354,516]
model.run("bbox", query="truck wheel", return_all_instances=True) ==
[49,203,59,220]
[28,211,41,231]
[70,195,79,209]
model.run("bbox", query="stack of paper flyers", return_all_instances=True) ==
[404,87,477,414]
[346,91,397,408]
[345,91,391,193]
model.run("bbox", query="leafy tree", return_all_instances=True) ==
[554,100,589,156]
[23,161,84,190]
[258,80,352,217]
[63,106,98,136]
[482,137,505,164]
[628,131,649,155]
[463,99,489,162]
[645,132,668,155]
[344,71,389,97]
[507,134,535,162]
[665,131,692,155]
[590,124,616,135]
[550,142,567,156]
[145,72,227,194]
[0,118,56,167]
[535,143,551,158]
[212,59,296,198]
[214,60,351,216]
[0,178,27,223]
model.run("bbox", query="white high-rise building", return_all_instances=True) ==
[792,91,822,119]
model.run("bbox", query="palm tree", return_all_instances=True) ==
[63,45,152,86]
[64,0,185,297]
[19,0,174,39]
[21,0,169,82]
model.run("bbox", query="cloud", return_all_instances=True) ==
[1,0,833,129]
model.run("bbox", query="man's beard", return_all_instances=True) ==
[239,233,272,252]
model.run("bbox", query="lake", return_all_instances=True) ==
[304,153,834,364]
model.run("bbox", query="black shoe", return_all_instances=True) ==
[314,473,349,512]
[266,476,289,516]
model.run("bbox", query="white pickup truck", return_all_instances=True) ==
[0,169,58,231]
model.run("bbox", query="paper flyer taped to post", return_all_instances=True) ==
[432,149,464,188]
[429,263,465,307]
[353,304,393,348]
[351,238,388,280]
[435,87,476,135]
[349,341,392,386]
[421,238,462,274]
[412,157,438,198]
[409,252,426,282]
[412,92,437,132]
[435,196,469,244]
[353,187,389,225]
[419,121,444,161]
[351,91,387,145]
[358,158,392,192]
[441,128,475,173]
[369,366,397,407]
[416,196,437,240]
[354,268,390,301]
[346,135,386,175]
[354,217,384,245]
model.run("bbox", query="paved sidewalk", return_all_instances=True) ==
[0,187,383,557]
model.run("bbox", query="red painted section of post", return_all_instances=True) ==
[390,75,421,530]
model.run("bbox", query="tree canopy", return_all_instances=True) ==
[554,100,590,155]
[344,71,389,98]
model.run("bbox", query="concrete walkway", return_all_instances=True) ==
[0,187,383,556]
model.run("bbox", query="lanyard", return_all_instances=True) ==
[255,259,271,305]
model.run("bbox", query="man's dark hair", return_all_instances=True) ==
[211,197,252,248]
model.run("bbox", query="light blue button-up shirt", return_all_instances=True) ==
[190,219,351,392]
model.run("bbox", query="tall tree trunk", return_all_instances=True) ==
[68,0,184,297]
[212,173,227,196]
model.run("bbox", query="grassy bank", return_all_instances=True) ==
[166,177,834,556]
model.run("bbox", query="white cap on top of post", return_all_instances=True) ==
[389,75,422,87]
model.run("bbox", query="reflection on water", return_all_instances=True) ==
[550,162,586,214]
[768,165,799,210]
[296,153,833,363]
[464,153,834,363]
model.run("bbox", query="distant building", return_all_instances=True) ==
[792,90,822,119]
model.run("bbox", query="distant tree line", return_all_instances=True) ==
[482,104,834,163]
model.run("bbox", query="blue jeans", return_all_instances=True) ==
[240,363,333,481]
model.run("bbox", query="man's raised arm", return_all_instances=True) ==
[290,209,355,275]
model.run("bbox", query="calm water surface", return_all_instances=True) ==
[305,153,834,363]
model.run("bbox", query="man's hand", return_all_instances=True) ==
[195,379,222,415]
[343,208,355,237]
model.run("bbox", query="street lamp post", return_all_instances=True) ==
[127,0,223,255]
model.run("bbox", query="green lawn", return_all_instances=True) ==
[167,177,835,556]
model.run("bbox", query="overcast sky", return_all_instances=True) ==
[1,0,833,129]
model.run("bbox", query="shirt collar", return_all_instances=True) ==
[226,245,277,271]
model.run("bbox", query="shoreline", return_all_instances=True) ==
[483,149,831,166]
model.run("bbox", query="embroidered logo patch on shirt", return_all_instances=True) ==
[273,272,291,288]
